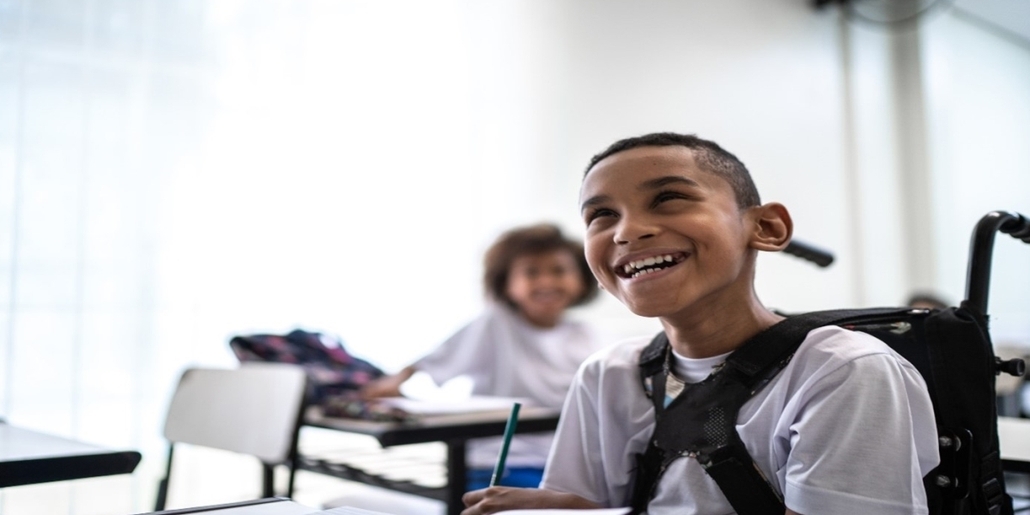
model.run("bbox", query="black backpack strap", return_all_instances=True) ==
[702,438,787,515]
[629,333,671,513]
[726,308,898,380]
[638,332,667,401]
[632,310,888,514]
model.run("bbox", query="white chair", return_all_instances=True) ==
[154,363,308,511]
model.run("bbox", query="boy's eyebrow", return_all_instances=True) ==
[641,175,700,190]
[580,194,609,213]
[580,176,701,213]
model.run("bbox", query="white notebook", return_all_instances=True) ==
[495,510,629,515]
[376,395,526,415]
[319,507,629,515]
[318,507,394,515]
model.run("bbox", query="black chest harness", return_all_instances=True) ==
[629,312,862,515]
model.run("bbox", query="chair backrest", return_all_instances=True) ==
[162,363,308,464]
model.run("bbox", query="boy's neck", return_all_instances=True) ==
[660,295,783,359]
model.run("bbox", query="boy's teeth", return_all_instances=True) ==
[623,254,679,277]
[631,268,658,278]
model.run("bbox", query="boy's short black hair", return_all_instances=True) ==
[483,223,599,309]
[584,132,762,208]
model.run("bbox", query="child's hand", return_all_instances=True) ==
[358,366,416,400]
[460,486,601,514]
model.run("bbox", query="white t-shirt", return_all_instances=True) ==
[541,326,940,514]
[415,303,605,468]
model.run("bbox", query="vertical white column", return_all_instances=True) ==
[889,25,937,294]
[3,0,28,423]
[837,10,867,306]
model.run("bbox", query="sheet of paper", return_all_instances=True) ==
[213,501,322,515]
[313,505,630,515]
[376,395,526,415]
[317,506,395,515]
[495,509,630,515]
[317,503,629,515]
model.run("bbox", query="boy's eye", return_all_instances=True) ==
[652,191,690,207]
[584,208,617,224]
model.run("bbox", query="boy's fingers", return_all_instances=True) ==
[462,488,487,507]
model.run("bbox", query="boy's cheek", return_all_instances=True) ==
[587,265,610,286]
[584,248,606,273]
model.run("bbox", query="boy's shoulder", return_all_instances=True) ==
[574,335,654,386]
[794,324,913,365]
[780,324,927,392]
[590,334,654,363]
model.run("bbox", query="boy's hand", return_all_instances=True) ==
[460,486,600,514]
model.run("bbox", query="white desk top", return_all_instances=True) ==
[0,424,114,461]
[0,422,140,487]
[142,498,320,514]
[1000,416,1030,463]
[190,503,316,515]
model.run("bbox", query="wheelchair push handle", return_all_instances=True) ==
[783,239,835,268]
[963,210,1029,317]
[999,212,1030,244]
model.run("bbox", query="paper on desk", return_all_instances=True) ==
[376,395,527,415]
[318,507,629,515]
[495,509,630,515]
[317,507,394,515]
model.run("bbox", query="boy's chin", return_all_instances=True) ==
[623,301,679,319]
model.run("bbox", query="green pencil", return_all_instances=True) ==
[489,401,522,487]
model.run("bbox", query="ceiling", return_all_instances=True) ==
[952,0,1030,46]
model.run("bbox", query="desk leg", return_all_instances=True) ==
[446,440,467,515]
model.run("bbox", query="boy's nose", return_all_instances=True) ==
[614,217,657,244]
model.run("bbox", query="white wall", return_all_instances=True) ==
[923,9,1030,342]
[0,0,1027,512]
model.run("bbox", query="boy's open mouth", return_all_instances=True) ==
[616,253,688,279]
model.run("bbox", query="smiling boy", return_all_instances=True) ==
[461,133,939,515]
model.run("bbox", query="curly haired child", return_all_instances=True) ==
[361,223,606,491]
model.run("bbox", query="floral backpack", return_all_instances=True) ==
[229,329,385,405]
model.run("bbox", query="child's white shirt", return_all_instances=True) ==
[415,303,605,468]
[541,325,940,514]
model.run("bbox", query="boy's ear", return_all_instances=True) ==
[748,202,793,252]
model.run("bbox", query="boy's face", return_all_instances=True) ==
[579,146,758,320]
[505,249,585,328]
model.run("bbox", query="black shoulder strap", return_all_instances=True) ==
[635,308,881,397]
[638,332,667,400]
[726,308,897,379]
[633,309,889,514]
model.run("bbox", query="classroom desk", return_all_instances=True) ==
[0,422,141,488]
[299,405,561,515]
[140,497,320,515]
[1000,416,1030,473]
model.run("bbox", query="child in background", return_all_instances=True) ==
[907,291,950,310]
[461,133,939,514]
[360,223,604,491]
